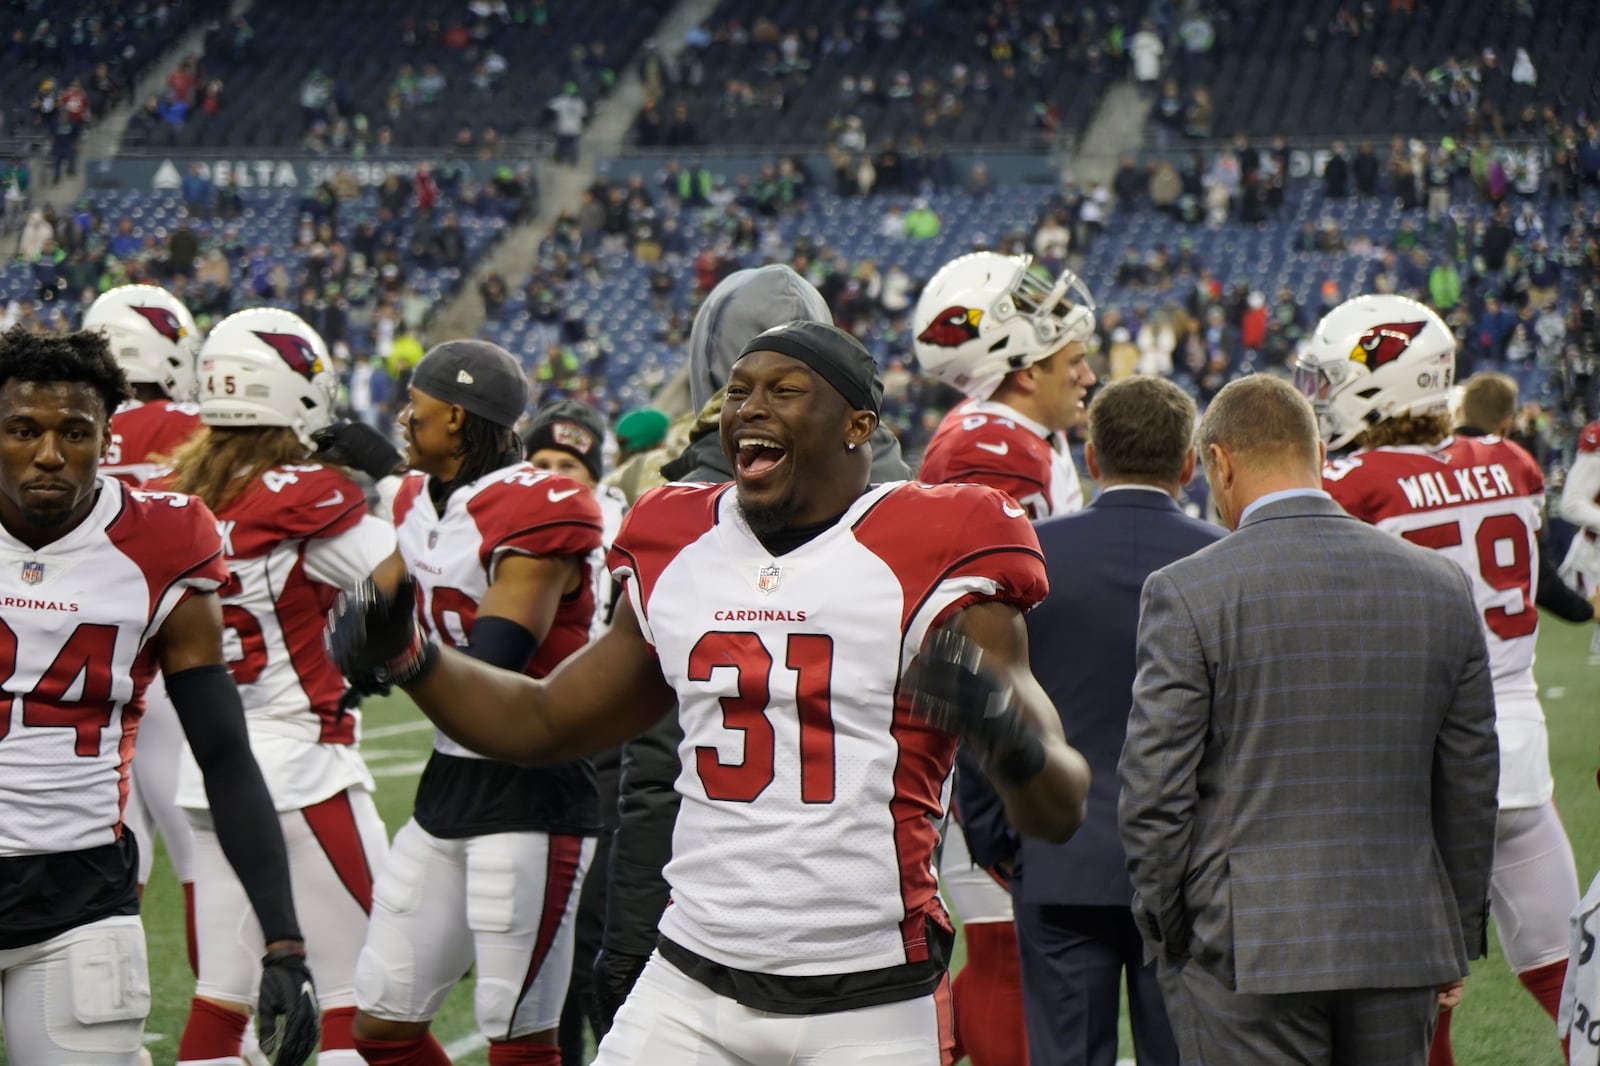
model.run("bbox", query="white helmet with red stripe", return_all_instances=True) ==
[912,252,1096,400]
[197,308,338,447]
[82,284,200,400]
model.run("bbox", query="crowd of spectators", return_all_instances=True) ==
[631,1,1139,151]
[6,160,531,412]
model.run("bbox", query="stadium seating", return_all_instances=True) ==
[1,187,505,338]
[1187,0,1599,138]
[123,0,673,150]
[0,0,221,137]
[632,1,1135,148]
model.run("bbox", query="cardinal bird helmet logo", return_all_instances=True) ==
[1349,321,1425,369]
[916,305,983,348]
[129,304,188,344]
[253,331,325,380]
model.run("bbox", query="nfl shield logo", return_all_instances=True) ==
[427,530,438,549]
[757,564,780,594]
[21,561,43,585]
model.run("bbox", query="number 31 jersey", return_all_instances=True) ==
[1324,436,1547,806]
[609,480,1047,983]
[0,478,228,855]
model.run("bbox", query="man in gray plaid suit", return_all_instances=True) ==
[1118,375,1500,1065]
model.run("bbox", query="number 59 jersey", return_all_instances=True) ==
[609,481,1047,983]
[1324,435,1548,806]
[0,478,229,855]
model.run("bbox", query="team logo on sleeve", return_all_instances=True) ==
[1350,321,1424,368]
[130,304,188,343]
[916,306,982,348]
[252,331,325,379]
[21,560,44,585]
[757,564,781,593]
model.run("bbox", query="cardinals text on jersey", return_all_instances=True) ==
[608,481,1046,1004]
[163,463,395,812]
[102,399,203,486]
[1324,435,1549,806]
[0,479,227,856]
[919,399,1083,518]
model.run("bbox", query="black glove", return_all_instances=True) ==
[312,420,405,481]
[903,624,1045,783]
[325,576,438,695]
[590,947,649,1032]
[257,946,320,1066]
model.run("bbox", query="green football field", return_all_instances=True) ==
[90,613,1600,1063]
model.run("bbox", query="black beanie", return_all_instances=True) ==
[521,398,607,482]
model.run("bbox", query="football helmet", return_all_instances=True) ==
[82,284,200,401]
[912,252,1096,400]
[1295,294,1455,450]
[197,308,338,447]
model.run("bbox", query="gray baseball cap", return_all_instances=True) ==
[411,339,529,429]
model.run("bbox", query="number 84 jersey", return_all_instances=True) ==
[609,480,1047,982]
[1323,435,1548,806]
[0,478,228,855]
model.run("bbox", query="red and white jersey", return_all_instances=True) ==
[1324,436,1549,806]
[102,399,203,486]
[394,463,603,759]
[0,478,227,855]
[918,398,1083,519]
[170,463,396,812]
[1559,421,1600,588]
[609,481,1047,977]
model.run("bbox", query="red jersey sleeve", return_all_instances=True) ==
[211,465,367,557]
[392,471,425,528]
[1322,453,1388,523]
[466,467,604,573]
[608,483,726,613]
[1579,421,1600,454]
[918,413,1055,516]
[854,482,1049,634]
[107,484,231,600]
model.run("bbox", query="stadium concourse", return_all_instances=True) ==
[0,0,1597,1064]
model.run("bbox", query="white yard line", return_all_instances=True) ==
[445,1032,489,1061]
[371,759,431,778]
[362,720,434,739]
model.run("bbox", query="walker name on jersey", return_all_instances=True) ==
[712,608,809,622]
[0,596,79,611]
[1396,463,1516,510]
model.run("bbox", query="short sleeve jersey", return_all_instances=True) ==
[608,480,1046,991]
[394,463,605,836]
[158,463,395,812]
[103,399,202,486]
[1324,437,1549,806]
[0,478,228,856]
[918,398,1084,519]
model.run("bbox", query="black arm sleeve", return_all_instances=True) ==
[603,712,682,957]
[952,744,1021,870]
[165,664,302,943]
[461,614,539,672]
[1536,536,1594,622]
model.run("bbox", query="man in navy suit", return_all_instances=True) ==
[1015,376,1222,1065]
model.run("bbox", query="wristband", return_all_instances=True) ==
[382,628,440,687]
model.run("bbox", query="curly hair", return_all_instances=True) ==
[0,326,128,419]
[1355,411,1451,450]
[165,426,311,512]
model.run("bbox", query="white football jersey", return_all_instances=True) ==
[919,399,1084,518]
[393,463,603,760]
[0,478,228,855]
[1325,435,1549,806]
[610,480,1047,977]
[173,463,395,811]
